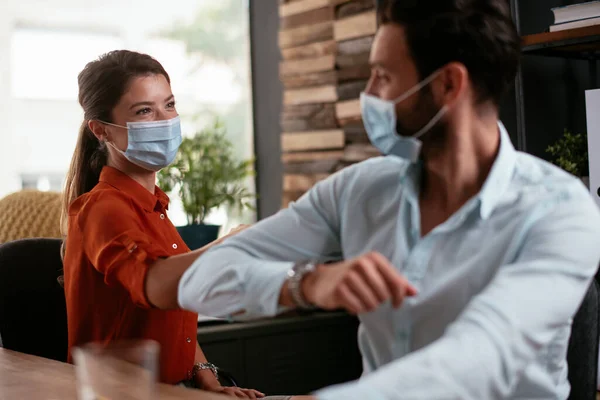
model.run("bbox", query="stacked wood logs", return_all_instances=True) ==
[279,0,379,208]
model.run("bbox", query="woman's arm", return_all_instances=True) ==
[193,342,265,398]
[145,225,249,309]
[192,343,220,389]
[145,246,209,309]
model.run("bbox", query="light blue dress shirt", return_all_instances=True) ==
[179,123,600,399]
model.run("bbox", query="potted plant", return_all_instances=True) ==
[158,119,255,249]
[546,129,590,188]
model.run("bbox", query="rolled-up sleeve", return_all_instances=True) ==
[316,187,600,400]
[77,192,169,308]
[178,165,353,319]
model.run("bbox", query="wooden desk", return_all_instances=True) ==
[0,348,226,400]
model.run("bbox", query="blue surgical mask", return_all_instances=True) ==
[101,116,182,171]
[360,70,448,163]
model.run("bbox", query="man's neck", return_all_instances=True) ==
[420,107,500,216]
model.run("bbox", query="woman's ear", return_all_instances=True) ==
[88,120,107,142]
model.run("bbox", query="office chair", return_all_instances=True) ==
[0,238,238,386]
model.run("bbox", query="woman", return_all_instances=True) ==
[61,50,263,398]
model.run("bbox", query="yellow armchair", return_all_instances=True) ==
[0,190,62,243]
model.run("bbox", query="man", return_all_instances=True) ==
[146,0,600,398]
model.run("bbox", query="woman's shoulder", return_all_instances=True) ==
[68,183,137,219]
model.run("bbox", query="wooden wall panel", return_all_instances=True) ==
[282,150,344,163]
[279,21,333,49]
[281,130,345,152]
[280,55,336,76]
[281,7,335,30]
[281,103,337,121]
[280,0,331,18]
[335,99,361,121]
[283,85,338,106]
[281,40,336,61]
[281,70,338,89]
[278,1,378,209]
[336,0,375,19]
[333,11,377,42]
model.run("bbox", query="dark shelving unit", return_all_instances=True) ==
[512,0,600,152]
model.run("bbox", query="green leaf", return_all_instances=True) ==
[156,117,255,224]
[545,129,589,177]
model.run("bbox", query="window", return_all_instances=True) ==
[10,27,123,100]
[2,0,254,230]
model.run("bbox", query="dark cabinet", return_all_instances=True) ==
[197,311,362,395]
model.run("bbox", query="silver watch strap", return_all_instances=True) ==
[192,362,218,380]
[287,262,316,309]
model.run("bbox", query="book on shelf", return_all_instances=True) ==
[550,15,600,32]
[552,1,600,25]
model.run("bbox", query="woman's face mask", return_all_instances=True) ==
[360,70,448,163]
[101,116,182,172]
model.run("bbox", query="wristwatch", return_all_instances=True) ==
[287,261,317,309]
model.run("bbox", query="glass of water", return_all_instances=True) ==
[73,340,159,400]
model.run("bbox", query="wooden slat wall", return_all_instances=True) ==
[279,0,378,208]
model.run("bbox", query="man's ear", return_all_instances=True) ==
[435,62,468,106]
[88,120,107,142]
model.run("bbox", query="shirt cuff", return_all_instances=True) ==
[105,236,168,309]
[241,261,293,318]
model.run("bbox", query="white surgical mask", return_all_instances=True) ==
[360,70,448,163]
[101,116,182,172]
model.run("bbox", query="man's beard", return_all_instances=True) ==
[395,88,447,150]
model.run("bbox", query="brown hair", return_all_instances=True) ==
[60,50,170,245]
[378,0,520,107]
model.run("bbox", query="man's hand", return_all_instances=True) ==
[302,252,418,314]
[205,385,265,398]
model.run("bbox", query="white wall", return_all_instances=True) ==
[0,10,20,197]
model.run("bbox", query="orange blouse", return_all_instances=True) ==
[63,166,197,384]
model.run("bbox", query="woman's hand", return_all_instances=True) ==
[205,385,265,398]
[211,224,251,246]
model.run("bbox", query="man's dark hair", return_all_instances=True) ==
[377,0,521,107]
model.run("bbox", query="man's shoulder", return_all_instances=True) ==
[334,156,411,183]
[511,151,593,207]
[513,152,582,186]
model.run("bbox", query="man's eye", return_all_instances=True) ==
[377,72,389,82]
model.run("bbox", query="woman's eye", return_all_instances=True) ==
[166,101,176,109]
[136,107,152,115]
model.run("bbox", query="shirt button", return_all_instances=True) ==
[172,243,178,249]
[186,337,192,343]
[160,214,165,220]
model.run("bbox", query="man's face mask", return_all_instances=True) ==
[360,70,448,163]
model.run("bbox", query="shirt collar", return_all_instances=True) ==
[99,166,170,212]
[478,121,517,220]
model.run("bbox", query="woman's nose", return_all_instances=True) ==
[155,110,170,121]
